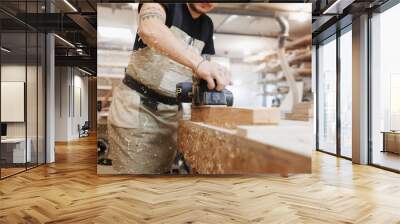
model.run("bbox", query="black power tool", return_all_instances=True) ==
[176,79,233,106]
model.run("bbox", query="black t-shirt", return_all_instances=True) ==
[133,3,215,55]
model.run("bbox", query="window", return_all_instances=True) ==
[317,36,337,154]
[339,28,352,158]
[370,3,400,171]
[0,2,47,179]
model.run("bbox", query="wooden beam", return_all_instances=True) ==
[296,68,312,77]
[284,102,314,121]
[245,34,312,64]
[258,76,303,84]
[245,48,310,64]
[263,51,312,74]
[177,120,312,175]
[285,35,312,51]
[190,107,280,128]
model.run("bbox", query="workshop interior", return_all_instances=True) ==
[96,3,313,175]
[0,0,400,222]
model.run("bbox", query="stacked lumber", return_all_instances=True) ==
[263,50,311,74]
[177,106,312,175]
[190,106,280,128]
[284,102,313,121]
[244,35,312,64]
[178,119,312,175]
[248,34,312,109]
[285,35,312,51]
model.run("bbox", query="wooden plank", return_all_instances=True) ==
[264,51,312,73]
[284,102,314,121]
[385,132,400,154]
[245,35,312,65]
[264,65,312,76]
[296,68,312,77]
[245,47,310,64]
[258,76,303,84]
[285,35,312,51]
[190,107,280,128]
[236,120,313,158]
[177,120,312,175]
[284,113,310,121]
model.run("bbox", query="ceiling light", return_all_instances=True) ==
[323,0,354,15]
[289,12,310,22]
[243,49,251,56]
[54,34,75,48]
[225,15,238,24]
[1,47,11,53]
[129,3,138,10]
[63,0,78,12]
[78,67,92,76]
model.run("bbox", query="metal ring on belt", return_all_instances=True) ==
[122,75,177,105]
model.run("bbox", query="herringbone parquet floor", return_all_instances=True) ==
[1,135,400,224]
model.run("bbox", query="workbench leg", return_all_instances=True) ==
[280,167,289,177]
[280,172,289,178]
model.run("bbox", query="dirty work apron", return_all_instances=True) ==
[107,26,205,174]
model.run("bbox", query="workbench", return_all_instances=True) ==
[1,137,32,165]
[177,107,312,175]
[382,131,400,154]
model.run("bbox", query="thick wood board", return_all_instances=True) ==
[190,107,280,128]
[177,120,311,175]
[285,35,312,50]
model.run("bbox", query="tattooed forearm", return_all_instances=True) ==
[139,7,166,22]
[140,12,164,21]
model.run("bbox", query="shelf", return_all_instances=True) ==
[285,35,312,51]
[98,111,109,117]
[97,85,112,90]
[97,97,113,101]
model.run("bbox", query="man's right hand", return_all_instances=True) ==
[194,60,231,91]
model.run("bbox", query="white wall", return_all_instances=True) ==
[55,67,89,141]
[1,65,29,138]
[71,74,89,138]
[1,64,46,164]
[226,61,263,108]
[209,56,263,108]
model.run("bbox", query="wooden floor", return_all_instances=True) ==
[372,150,400,171]
[1,135,400,223]
[1,167,26,178]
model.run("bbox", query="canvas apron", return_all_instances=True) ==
[107,26,205,174]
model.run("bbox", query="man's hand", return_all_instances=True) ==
[195,60,231,91]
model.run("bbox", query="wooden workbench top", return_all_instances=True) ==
[177,119,312,175]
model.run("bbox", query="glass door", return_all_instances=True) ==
[370,3,400,171]
[0,1,47,179]
[1,30,28,178]
[317,35,337,154]
[339,27,352,158]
